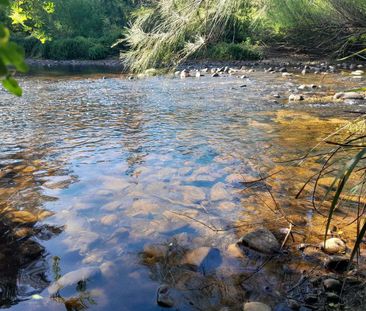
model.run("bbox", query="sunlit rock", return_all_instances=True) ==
[320,238,346,255]
[227,243,244,258]
[48,267,100,295]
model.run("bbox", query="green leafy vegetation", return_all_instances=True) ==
[0,0,28,96]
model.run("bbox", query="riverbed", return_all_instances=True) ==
[0,68,365,310]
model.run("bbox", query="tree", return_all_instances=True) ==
[0,0,27,96]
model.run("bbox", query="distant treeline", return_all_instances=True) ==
[5,0,366,66]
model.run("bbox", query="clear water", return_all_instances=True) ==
[0,70,364,310]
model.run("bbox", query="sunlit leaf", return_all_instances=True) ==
[0,43,28,72]
[2,76,22,96]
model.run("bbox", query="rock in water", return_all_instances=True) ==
[333,92,364,100]
[238,228,280,255]
[324,256,350,273]
[289,94,305,101]
[180,69,190,78]
[243,301,271,311]
[48,267,100,294]
[320,238,346,254]
[157,284,174,307]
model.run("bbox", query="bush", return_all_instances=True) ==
[88,44,109,60]
[45,37,93,60]
[195,40,262,61]
[11,35,43,58]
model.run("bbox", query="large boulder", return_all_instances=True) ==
[238,228,280,255]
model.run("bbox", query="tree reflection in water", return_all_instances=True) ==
[0,218,63,308]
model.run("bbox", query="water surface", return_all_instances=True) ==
[0,70,364,310]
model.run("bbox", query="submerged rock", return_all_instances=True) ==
[323,278,341,293]
[320,238,346,255]
[157,284,174,308]
[324,256,350,273]
[212,72,219,77]
[243,301,271,311]
[210,182,229,201]
[238,228,280,255]
[100,214,119,225]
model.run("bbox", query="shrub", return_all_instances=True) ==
[88,44,109,60]
[195,40,262,61]
[45,37,93,60]
[11,35,43,57]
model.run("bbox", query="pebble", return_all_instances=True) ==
[282,73,293,77]
[243,302,271,311]
[289,94,304,101]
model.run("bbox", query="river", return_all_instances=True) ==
[0,68,365,310]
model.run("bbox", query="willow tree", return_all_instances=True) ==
[120,0,244,72]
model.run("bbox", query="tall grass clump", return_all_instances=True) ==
[120,0,243,72]
[256,0,366,55]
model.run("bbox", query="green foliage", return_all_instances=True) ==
[87,44,109,60]
[0,1,27,96]
[196,40,262,61]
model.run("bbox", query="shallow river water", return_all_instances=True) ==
[0,69,365,310]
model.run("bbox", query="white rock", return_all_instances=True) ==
[321,238,346,255]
